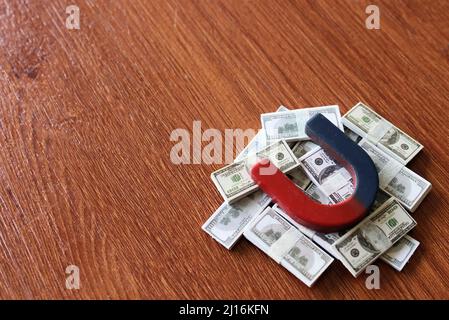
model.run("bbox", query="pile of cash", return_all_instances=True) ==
[203,102,430,286]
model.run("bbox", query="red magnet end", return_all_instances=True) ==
[251,160,366,232]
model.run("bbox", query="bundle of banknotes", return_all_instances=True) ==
[203,102,430,287]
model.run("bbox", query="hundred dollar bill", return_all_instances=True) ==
[299,147,354,203]
[272,203,316,239]
[358,139,432,212]
[346,127,431,211]
[298,135,431,212]
[272,188,390,245]
[333,198,416,277]
[379,234,420,271]
[310,189,391,255]
[304,184,420,272]
[310,189,400,257]
[299,144,425,268]
[243,207,333,287]
[287,166,311,191]
[344,126,363,143]
[202,191,271,249]
[261,105,343,142]
[284,140,321,191]
[203,106,289,249]
[343,102,423,165]
[291,141,319,159]
[211,140,299,203]
[235,106,289,162]
[305,182,332,205]
[276,182,419,271]
[312,229,420,272]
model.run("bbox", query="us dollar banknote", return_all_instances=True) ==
[276,175,420,272]
[358,139,432,212]
[272,203,316,239]
[308,188,387,253]
[304,182,332,205]
[311,189,392,254]
[343,102,423,165]
[243,207,333,287]
[299,147,354,203]
[202,191,271,249]
[235,106,289,162]
[287,166,311,191]
[313,228,420,272]
[298,136,431,212]
[379,234,420,271]
[211,140,299,203]
[261,105,343,142]
[203,106,290,249]
[304,181,420,272]
[344,126,363,143]
[333,198,417,277]
[273,188,390,244]
[291,141,319,159]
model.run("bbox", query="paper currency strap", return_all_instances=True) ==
[251,114,379,232]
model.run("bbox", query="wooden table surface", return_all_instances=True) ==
[1,0,448,300]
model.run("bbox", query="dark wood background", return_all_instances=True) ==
[0,0,448,299]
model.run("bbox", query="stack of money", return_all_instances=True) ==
[289,102,429,274]
[332,198,416,277]
[343,102,423,165]
[358,138,431,212]
[210,140,299,203]
[203,106,291,248]
[297,137,431,212]
[273,188,420,272]
[235,106,290,161]
[243,207,334,287]
[203,102,429,284]
[261,105,343,142]
[202,191,271,249]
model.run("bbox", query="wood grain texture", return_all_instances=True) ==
[0,0,448,299]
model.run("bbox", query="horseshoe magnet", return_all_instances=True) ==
[251,114,379,232]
